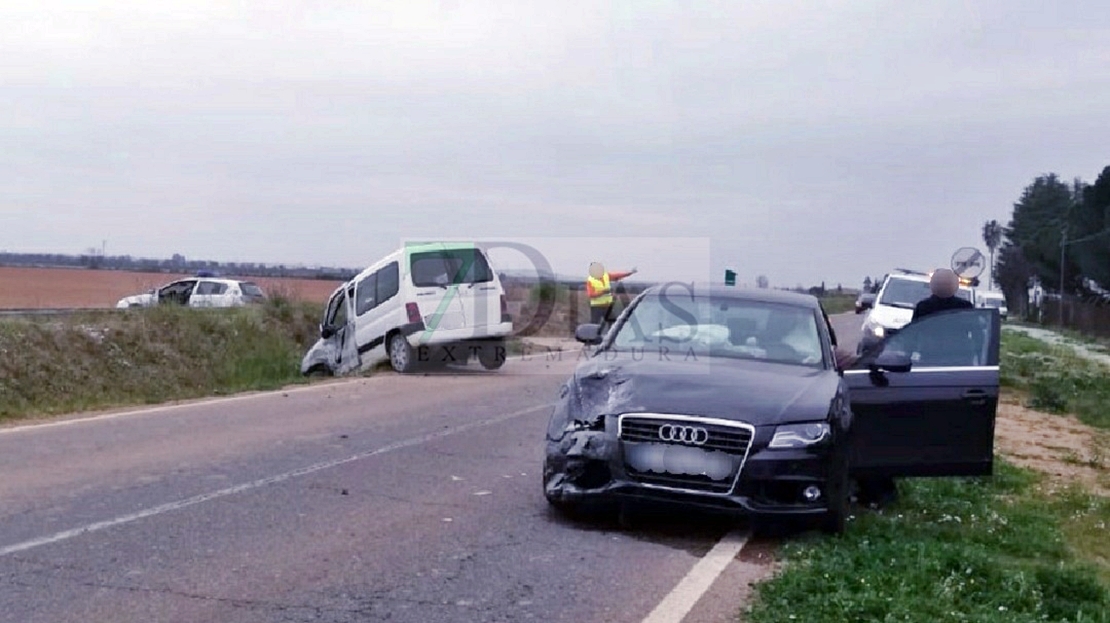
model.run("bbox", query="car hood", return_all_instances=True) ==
[866,304,913,330]
[117,293,156,307]
[571,355,840,426]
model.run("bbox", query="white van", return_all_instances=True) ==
[300,242,513,375]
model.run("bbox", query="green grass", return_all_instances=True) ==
[747,463,1110,623]
[1000,331,1110,429]
[0,297,324,421]
[819,293,858,315]
[747,328,1110,622]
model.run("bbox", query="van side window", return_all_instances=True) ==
[377,262,399,304]
[355,273,379,316]
[411,249,493,287]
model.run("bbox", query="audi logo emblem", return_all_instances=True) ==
[658,424,710,445]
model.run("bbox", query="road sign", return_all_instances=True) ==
[724,269,736,286]
[950,247,985,279]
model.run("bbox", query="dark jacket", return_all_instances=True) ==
[912,294,973,321]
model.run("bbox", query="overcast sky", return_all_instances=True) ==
[3,0,1109,287]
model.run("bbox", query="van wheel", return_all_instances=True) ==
[478,342,506,370]
[388,334,416,373]
[305,365,332,379]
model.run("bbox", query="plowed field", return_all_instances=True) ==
[0,266,341,309]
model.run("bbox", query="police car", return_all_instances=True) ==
[116,273,267,308]
[858,269,977,354]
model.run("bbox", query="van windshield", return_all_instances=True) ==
[411,249,494,287]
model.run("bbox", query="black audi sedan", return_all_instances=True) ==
[543,283,1000,534]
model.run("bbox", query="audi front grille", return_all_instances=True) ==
[618,414,755,495]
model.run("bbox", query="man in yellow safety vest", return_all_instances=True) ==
[586,261,637,326]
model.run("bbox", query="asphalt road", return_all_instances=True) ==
[0,331,809,623]
[830,310,864,354]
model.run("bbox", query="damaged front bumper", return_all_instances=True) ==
[543,416,837,518]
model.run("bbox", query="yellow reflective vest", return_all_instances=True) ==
[587,273,612,307]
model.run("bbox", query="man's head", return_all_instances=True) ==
[588,262,605,279]
[929,268,960,298]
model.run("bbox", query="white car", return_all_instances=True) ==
[977,291,1008,320]
[300,242,514,376]
[116,276,267,309]
[858,269,976,353]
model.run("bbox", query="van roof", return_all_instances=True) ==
[402,241,484,255]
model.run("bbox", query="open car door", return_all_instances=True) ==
[844,308,1000,478]
[334,284,360,375]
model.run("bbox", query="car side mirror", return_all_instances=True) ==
[320,324,336,339]
[870,350,912,373]
[575,323,602,344]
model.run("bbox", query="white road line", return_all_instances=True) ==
[0,379,365,435]
[641,530,750,623]
[0,402,554,557]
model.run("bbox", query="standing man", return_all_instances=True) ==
[857,267,976,509]
[912,268,974,320]
[586,262,637,326]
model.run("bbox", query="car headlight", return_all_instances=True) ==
[862,319,885,338]
[769,422,831,449]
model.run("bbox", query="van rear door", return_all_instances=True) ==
[449,246,501,330]
[408,248,468,338]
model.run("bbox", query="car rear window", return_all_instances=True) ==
[240,282,265,298]
[410,249,493,287]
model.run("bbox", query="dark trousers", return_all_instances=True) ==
[590,304,613,326]
[856,476,899,507]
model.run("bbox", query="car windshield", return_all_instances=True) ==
[609,293,825,367]
[878,278,931,308]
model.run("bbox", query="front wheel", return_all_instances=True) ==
[388,334,416,373]
[304,365,333,379]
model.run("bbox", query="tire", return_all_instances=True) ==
[388,333,416,373]
[304,365,332,379]
[477,341,506,370]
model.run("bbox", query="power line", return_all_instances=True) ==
[1067,228,1110,246]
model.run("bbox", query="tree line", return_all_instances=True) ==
[0,251,359,282]
[988,166,1110,315]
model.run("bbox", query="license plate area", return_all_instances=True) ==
[625,443,738,481]
[619,414,755,494]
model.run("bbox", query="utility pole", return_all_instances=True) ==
[1059,225,1067,326]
